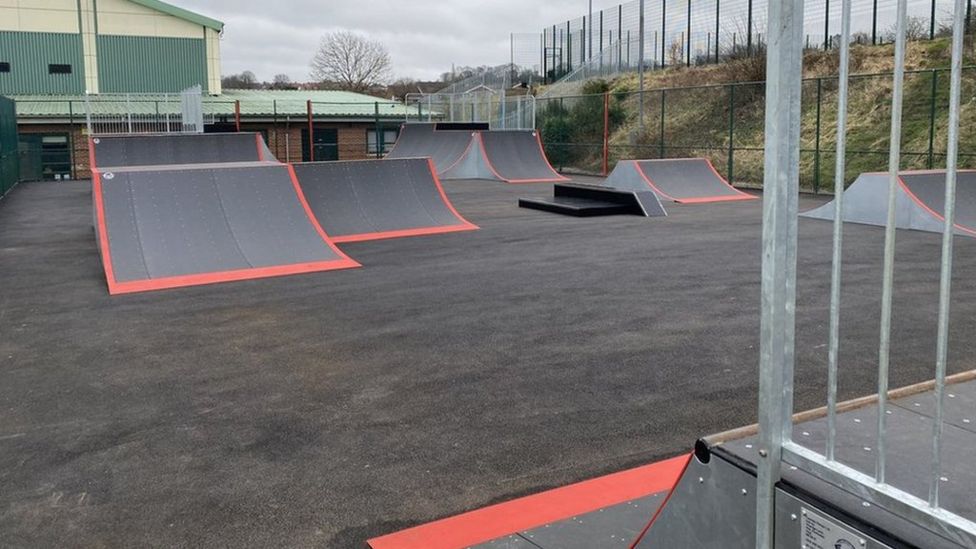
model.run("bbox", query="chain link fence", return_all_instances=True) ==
[537,66,976,192]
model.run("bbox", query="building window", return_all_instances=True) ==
[48,64,72,75]
[367,129,399,155]
[0,62,9,73]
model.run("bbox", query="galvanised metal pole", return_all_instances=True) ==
[589,0,593,61]
[374,102,382,159]
[603,91,610,176]
[618,5,623,72]
[639,0,646,129]
[686,0,692,66]
[930,0,967,509]
[930,0,937,40]
[877,0,909,486]
[755,0,804,546]
[826,0,853,463]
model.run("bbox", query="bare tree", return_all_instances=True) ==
[310,31,392,92]
[221,70,259,89]
[271,73,295,90]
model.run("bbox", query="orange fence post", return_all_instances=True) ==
[234,100,241,132]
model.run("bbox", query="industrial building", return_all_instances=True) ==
[1,0,406,180]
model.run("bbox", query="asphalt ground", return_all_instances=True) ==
[1,176,974,547]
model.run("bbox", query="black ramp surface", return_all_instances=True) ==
[384,124,475,173]
[92,132,274,168]
[292,158,476,242]
[98,164,355,291]
[800,171,974,236]
[479,130,568,182]
[633,159,754,203]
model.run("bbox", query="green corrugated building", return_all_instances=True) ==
[3,1,413,181]
[0,0,223,95]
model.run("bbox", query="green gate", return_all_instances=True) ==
[0,96,18,197]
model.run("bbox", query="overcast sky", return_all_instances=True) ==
[174,1,607,82]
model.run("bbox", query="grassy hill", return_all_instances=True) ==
[538,38,976,192]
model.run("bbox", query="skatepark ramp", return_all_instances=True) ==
[90,132,277,169]
[443,130,569,183]
[91,162,358,295]
[800,170,976,237]
[291,158,478,243]
[604,158,756,204]
[384,124,474,174]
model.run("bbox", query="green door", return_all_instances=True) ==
[301,128,338,161]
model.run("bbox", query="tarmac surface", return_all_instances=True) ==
[2,176,975,547]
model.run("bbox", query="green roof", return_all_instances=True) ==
[11,89,415,119]
[130,0,223,31]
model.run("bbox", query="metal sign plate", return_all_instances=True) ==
[800,507,873,549]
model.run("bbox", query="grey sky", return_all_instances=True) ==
[173,1,603,82]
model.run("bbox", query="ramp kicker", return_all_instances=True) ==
[605,158,755,203]
[291,157,477,243]
[385,124,474,174]
[800,170,976,237]
[90,143,358,294]
[437,130,569,183]
[518,182,668,217]
[91,132,277,168]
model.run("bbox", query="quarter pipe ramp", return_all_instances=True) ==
[442,130,569,183]
[92,163,359,295]
[384,124,474,174]
[800,170,976,237]
[292,158,478,243]
[91,132,277,169]
[604,158,755,203]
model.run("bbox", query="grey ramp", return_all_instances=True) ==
[92,132,274,168]
[800,172,975,237]
[632,158,753,202]
[101,164,343,282]
[384,123,474,173]
[900,171,976,232]
[440,134,499,180]
[292,158,473,240]
[479,130,566,182]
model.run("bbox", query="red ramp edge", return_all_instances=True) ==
[367,453,691,549]
[635,158,757,203]
[329,158,479,243]
[90,142,360,295]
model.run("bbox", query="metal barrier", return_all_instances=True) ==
[755,0,976,546]
[83,87,215,135]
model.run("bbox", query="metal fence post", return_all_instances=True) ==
[930,0,938,40]
[928,69,938,169]
[638,0,646,129]
[815,77,823,193]
[374,102,382,159]
[728,84,735,182]
[603,91,610,176]
[234,100,241,132]
[824,0,831,49]
[747,0,754,55]
[659,89,666,158]
[306,100,314,162]
[715,0,721,62]
[873,0,879,44]
[661,0,667,67]
[686,0,692,66]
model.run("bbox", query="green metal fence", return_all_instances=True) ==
[537,66,976,193]
[0,96,19,197]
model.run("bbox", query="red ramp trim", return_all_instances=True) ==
[367,453,690,549]
[635,158,756,203]
[328,158,479,243]
[895,173,976,237]
[485,131,571,184]
[91,157,360,295]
